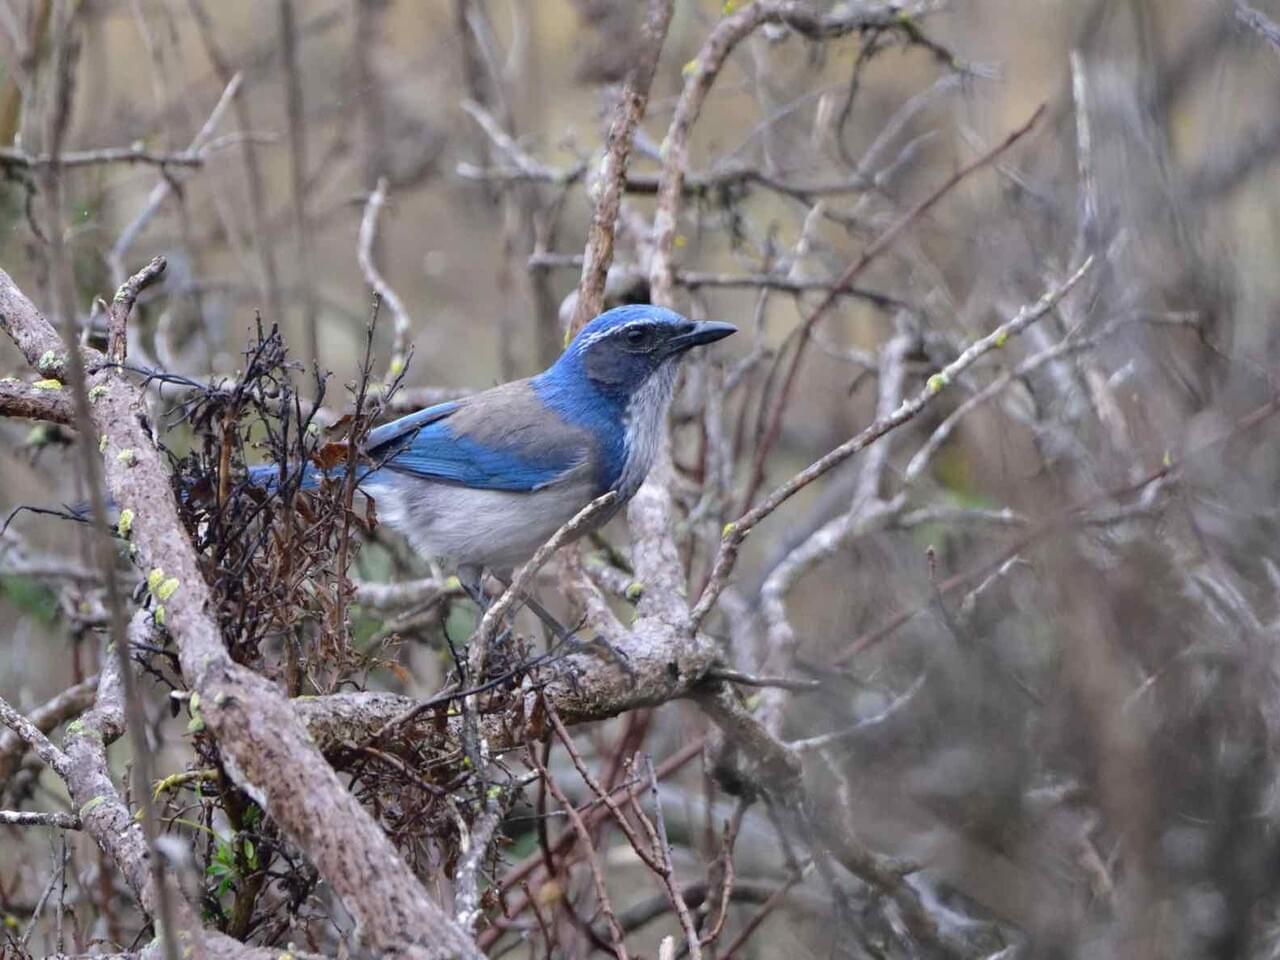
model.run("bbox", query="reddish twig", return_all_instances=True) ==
[527,737,631,960]
[700,804,745,948]
[721,866,810,958]
[546,703,662,873]
[480,736,706,951]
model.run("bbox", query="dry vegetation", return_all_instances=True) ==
[4,1,1280,958]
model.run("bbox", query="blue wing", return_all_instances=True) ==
[367,383,591,492]
[365,400,464,451]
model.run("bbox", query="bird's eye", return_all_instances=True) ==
[625,326,651,347]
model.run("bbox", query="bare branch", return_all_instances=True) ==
[459,160,873,200]
[0,675,95,784]
[641,754,702,960]
[0,377,74,423]
[107,255,166,364]
[531,252,908,309]
[461,99,581,184]
[650,0,930,306]
[0,809,80,828]
[453,786,505,931]
[527,737,631,960]
[355,575,456,612]
[0,696,70,776]
[570,0,674,332]
[0,144,205,169]
[739,104,1046,509]
[1235,1,1280,56]
[357,176,412,379]
[692,256,1094,627]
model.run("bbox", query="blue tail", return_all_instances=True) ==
[247,462,324,493]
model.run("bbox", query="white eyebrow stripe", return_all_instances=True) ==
[574,320,649,352]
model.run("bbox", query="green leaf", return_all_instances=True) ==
[1,575,58,625]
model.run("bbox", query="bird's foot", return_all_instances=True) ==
[550,632,635,680]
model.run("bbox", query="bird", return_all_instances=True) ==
[251,304,735,614]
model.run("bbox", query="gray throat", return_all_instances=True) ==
[615,361,680,503]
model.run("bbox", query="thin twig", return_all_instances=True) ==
[788,674,926,752]
[0,696,70,775]
[704,668,822,692]
[649,0,940,307]
[692,255,1094,627]
[0,144,205,168]
[357,177,412,380]
[720,865,811,958]
[527,738,630,960]
[531,253,907,309]
[739,104,1047,510]
[642,754,702,960]
[1235,1,1280,56]
[110,72,242,287]
[546,704,662,874]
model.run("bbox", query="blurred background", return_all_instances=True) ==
[5,0,1280,957]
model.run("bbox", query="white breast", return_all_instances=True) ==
[368,470,598,573]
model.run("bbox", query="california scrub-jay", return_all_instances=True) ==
[254,304,735,608]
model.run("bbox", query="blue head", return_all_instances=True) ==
[551,305,736,399]
[533,305,736,496]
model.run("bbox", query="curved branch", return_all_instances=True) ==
[0,675,96,784]
[649,0,920,306]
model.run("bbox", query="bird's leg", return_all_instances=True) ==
[458,564,489,613]
[458,564,514,662]
[488,572,634,678]
[484,571,576,645]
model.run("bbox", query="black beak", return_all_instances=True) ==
[666,320,737,355]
